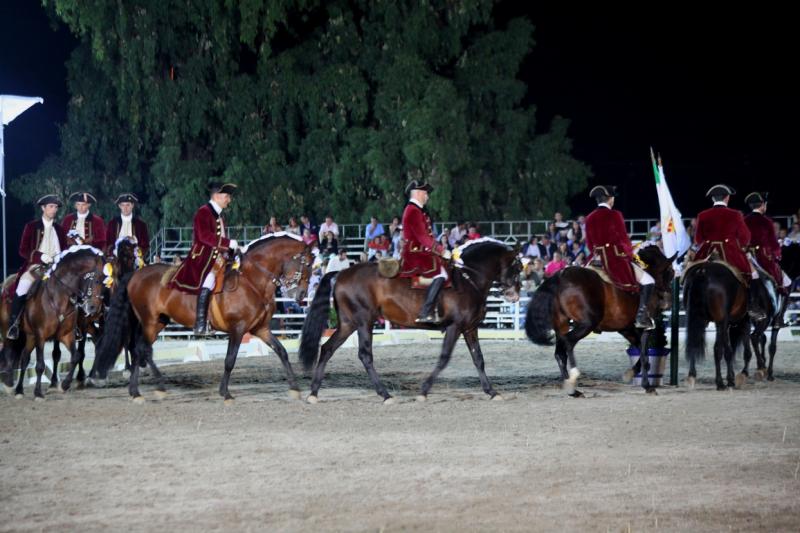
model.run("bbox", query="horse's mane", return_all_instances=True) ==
[242,232,304,254]
[45,245,103,275]
[455,238,511,263]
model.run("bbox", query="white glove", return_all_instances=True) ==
[40,254,53,264]
[229,239,239,251]
[443,249,452,260]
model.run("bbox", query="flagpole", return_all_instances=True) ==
[1,122,6,281]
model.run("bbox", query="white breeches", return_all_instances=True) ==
[15,269,37,296]
[433,266,449,281]
[202,271,216,290]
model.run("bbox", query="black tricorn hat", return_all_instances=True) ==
[589,185,618,199]
[115,193,139,204]
[745,191,768,206]
[207,182,238,195]
[37,194,62,207]
[705,184,736,197]
[68,192,97,204]
[404,180,434,196]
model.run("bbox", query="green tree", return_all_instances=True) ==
[13,0,590,231]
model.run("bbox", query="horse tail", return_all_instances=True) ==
[684,268,708,363]
[0,335,25,388]
[93,272,136,378]
[525,275,561,345]
[299,271,337,371]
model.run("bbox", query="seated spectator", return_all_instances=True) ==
[325,249,351,274]
[449,221,467,248]
[319,231,338,257]
[547,222,561,243]
[306,267,323,302]
[523,236,541,258]
[365,216,384,245]
[388,216,401,237]
[648,221,662,242]
[557,242,570,260]
[569,240,584,261]
[302,228,318,246]
[540,234,556,261]
[318,215,339,242]
[300,215,316,236]
[391,227,402,255]
[263,216,282,234]
[544,252,569,277]
[521,258,545,295]
[392,237,404,260]
[553,212,569,240]
[567,221,583,246]
[787,222,800,242]
[367,234,391,260]
[467,223,481,241]
[286,216,301,235]
[437,233,451,252]
[572,251,586,266]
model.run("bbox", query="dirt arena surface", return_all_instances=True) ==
[2,339,799,532]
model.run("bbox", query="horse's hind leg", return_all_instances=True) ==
[219,331,244,403]
[713,322,727,390]
[257,329,300,398]
[554,337,569,380]
[462,328,501,399]
[562,323,592,397]
[767,326,779,381]
[14,339,34,398]
[724,323,738,389]
[308,321,356,403]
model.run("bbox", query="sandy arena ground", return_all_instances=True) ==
[2,338,799,532]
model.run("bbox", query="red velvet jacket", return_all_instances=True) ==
[61,212,106,251]
[694,205,751,275]
[169,203,232,294]
[584,205,637,291]
[105,216,151,257]
[3,219,69,299]
[399,201,445,278]
[745,211,782,283]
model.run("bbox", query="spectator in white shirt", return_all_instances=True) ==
[325,249,351,274]
[449,221,467,247]
[318,215,339,241]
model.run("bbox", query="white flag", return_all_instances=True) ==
[651,148,691,268]
[0,95,44,196]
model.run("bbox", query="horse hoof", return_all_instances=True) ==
[569,390,584,398]
[223,398,235,406]
[306,394,319,405]
[288,389,301,400]
[623,369,635,382]
[93,378,108,388]
[716,385,728,391]
[14,393,23,400]
[55,384,66,394]
[383,397,396,405]
[491,393,505,401]
[754,369,766,381]
[122,370,131,380]
[132,396,145,404]
[563,380,576,396]
[3,385,14,396]
[153,390,168,400]
[568,367,581,381]
[645,388,658,395]
[76,381,86,390]
[767,375,775,382]
[34,395,45,402]
[735,373,747,388]
[686,376,696,389]
[415,395,427,403]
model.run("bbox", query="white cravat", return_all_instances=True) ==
[76,211,89,238]
[39,217,61,257]
[209,200,225,235]
[120,214,134,238]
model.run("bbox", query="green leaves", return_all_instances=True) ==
[16,0,589,229]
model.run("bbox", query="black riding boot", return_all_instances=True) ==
[194,288,212,336]
[415,277,445,324]
[6,294,27,340]
[747,282,767,322]
[634,284,655,330]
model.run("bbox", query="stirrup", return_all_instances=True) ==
[415,310,440,324]
[635,313,655,330]
[6,322,20,341]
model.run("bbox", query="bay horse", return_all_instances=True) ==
[524,245,676,395]
[738,242,800,383]
[0,247,106,399]
[50,237,141,389]
[683,259,749,390]
[298,239,522,404]
[92,234,314,403]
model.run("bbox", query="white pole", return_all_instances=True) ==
[1,122,6,281]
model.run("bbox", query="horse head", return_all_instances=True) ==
[637,244,677,309]
[47,247,107,318]
[242,233,315,304]
[456,239,522,302]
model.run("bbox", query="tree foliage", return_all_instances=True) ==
[13,0,590,227]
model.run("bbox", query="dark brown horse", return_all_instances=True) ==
[299,239,522,403]
[738,243,800,383]
[92,234,314,403]
[525,245,676,395]
[683,260,749,390]
[0,247,106,399]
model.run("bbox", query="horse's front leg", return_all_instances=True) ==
[462,328,501,400]
[49,340,62,390]
[638,330,657,394]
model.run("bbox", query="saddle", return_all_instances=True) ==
[682,254,748,287]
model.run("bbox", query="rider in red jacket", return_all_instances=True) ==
[585,185,656,329]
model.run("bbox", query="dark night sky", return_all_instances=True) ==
[1,3,797,270]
